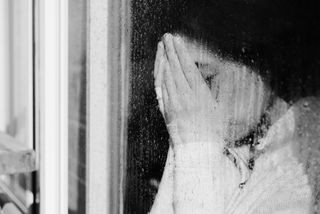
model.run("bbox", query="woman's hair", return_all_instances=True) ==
[172,0,320,102]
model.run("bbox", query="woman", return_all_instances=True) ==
[148,0,320,213]
[149,32,313,213]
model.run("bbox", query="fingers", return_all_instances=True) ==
[156,86,165,117]
[153,41,164,80]
[161,61,172,123]
[154,38,180,122]
[155,56,165,88]
[161,83,169,120]
[154,42,166,116]
[172,36,207,90]
[154,42,165,88]
[163,34,190,92]
[163,57,178,103]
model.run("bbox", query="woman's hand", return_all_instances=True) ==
[153,34,226,214]
[154,34,223,145]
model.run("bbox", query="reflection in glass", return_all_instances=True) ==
[68,0,87,213]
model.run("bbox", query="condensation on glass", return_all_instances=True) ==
[125,1,186,213]
[125,1,320,214]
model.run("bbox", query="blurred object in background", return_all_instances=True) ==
[68,0,87,213]
[0,0,36,213]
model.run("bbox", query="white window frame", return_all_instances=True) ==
[35,0,131,213]
[86,0,131,213]
[36,0,68,213]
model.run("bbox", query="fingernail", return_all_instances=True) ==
[164,33,171,42]
[158,41,163,50]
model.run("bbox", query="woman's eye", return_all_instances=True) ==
[195,62,209,69]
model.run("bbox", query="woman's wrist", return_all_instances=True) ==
[167,121,223,146]
[172,141,226,213]
[173,140,224,170]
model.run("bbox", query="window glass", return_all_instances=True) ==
[68,0,87,213]
[126,0,320,213]
[0,0,35,212]
[126,1,186,213]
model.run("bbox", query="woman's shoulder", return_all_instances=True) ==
[250,96,320,213]
[254,96,320,169]
[227,148,312,214]
[292,96,320,213]
[227,144,312,213]
[237,143,312,214]
[227,97,320,213]
[229,99,319,213]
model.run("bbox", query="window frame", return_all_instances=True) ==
[86,0,131,213]
[35,0,69,213]
[34,0,132,213]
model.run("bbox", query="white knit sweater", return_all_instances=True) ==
[149,107,312,214]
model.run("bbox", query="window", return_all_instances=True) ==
[3,0,320,213]
[125,1,320,213]
[0,0,69,213]
[68,0,87,213]
[83,0,320,213]
[0,0,36,212]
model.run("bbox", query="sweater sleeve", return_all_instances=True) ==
[149,146,174,214]
[173,141,225,214]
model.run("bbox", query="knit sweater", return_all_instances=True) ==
[149,105,313,214]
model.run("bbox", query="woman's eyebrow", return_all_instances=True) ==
[192,51,221,65]
[195,60,220,70]
[195,61,209,65]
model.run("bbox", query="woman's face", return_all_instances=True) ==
[178,35,271,141]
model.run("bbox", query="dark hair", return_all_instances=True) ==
[173,0,320,102]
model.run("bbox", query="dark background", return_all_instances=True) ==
[125,1,186,213]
